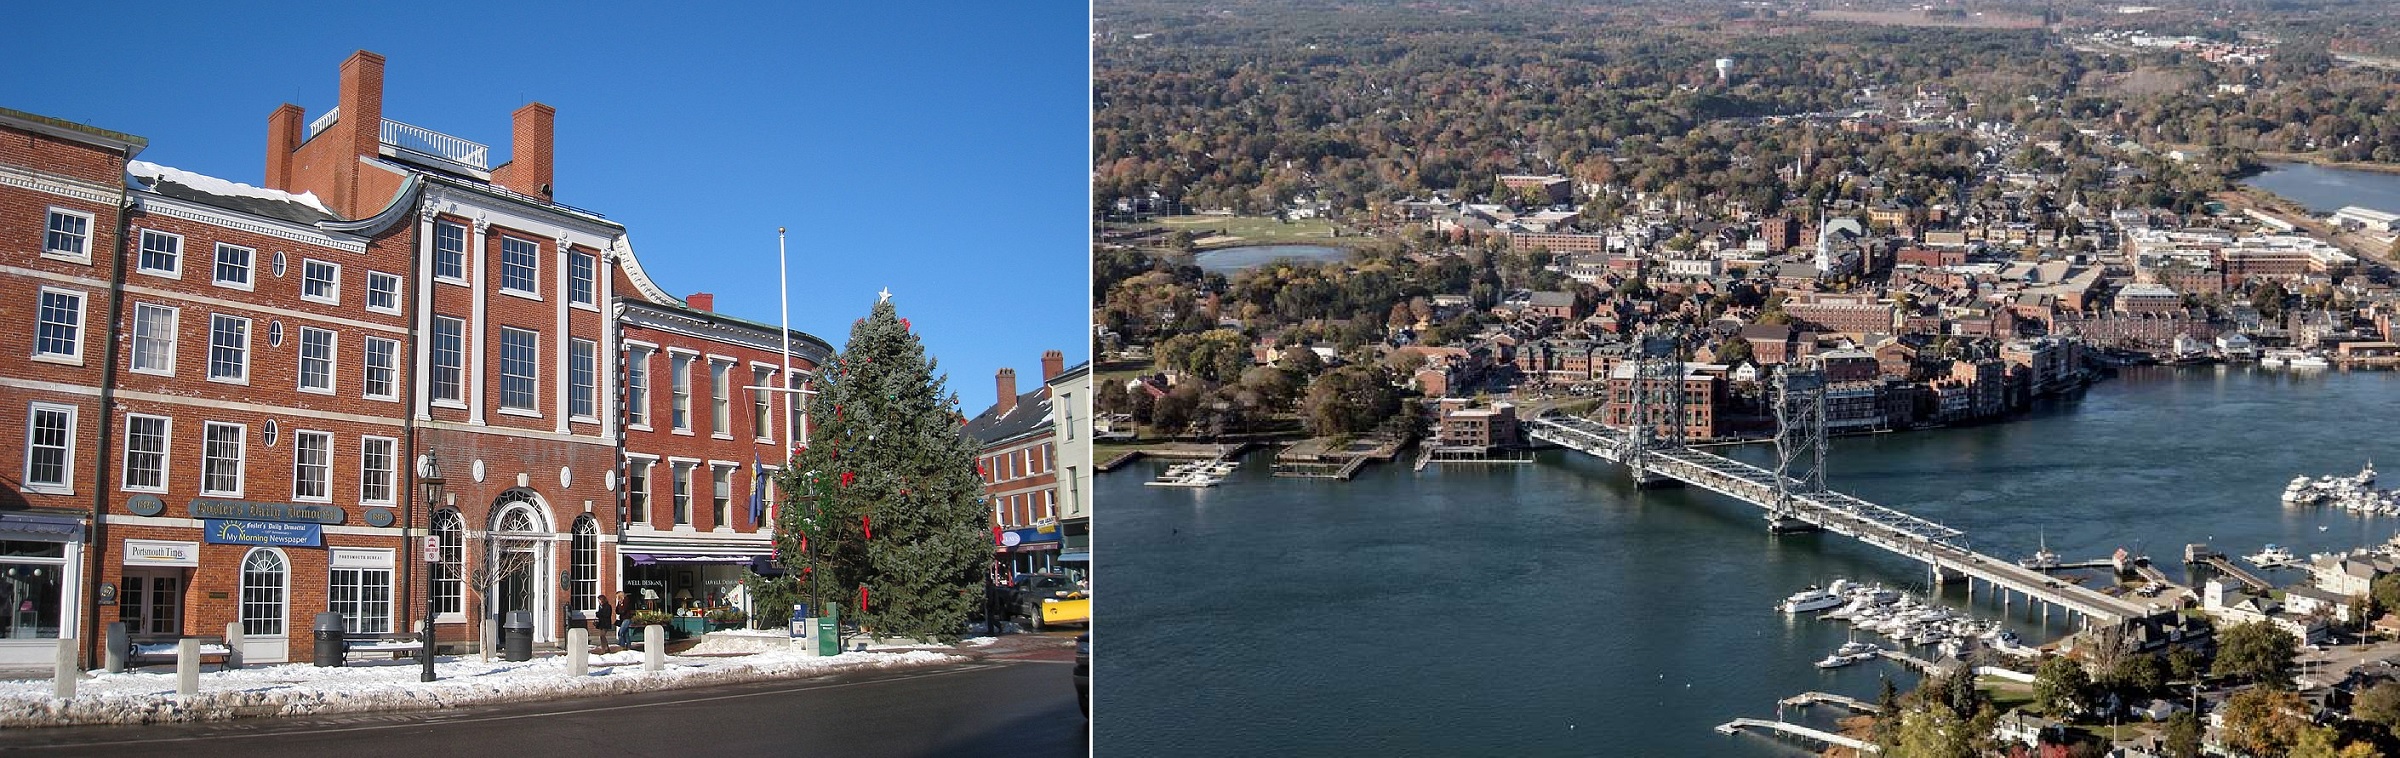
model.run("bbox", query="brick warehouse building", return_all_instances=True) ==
[0,51,834,667]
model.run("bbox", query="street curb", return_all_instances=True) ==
[0,650,967,729]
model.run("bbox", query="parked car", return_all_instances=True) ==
[1006,573,1087,631]
[1074,633,1090,718]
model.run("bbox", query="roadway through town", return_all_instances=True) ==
[0,652,1085,757]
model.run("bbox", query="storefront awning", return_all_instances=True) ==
[0,512,84,542]
[1058,550,1090,564]
[625,553,763,565]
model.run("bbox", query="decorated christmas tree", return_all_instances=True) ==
[775,295,989,641]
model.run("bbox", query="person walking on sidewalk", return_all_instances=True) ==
[593,592,618,652]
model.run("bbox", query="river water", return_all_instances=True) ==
[1099,366,2400,755]
[2244,161,2400,215]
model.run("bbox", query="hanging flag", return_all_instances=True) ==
[750,452,766,528]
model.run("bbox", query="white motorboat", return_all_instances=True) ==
[1780,587,1845,614]
[2288,353,2330,369]
[2244,544,2298,568]
[1837,641,1881,657]
[1815,653,1868,669]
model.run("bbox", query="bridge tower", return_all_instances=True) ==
[1768,365,1829,533]
[1619,324,1686,486]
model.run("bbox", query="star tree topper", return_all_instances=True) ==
[877,287,893,303]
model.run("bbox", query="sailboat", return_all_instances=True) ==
[2018,531,2060,570]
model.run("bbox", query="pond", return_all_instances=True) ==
[1191,244,1350,274]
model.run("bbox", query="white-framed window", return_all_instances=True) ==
[711,465,733,529]
[240,548,287,636]
[23,402,76,494]
[137,229,183,278]
[670,353,693,431]
[328,560,393,634]
[570,517,599,613]
[363,336,399,401]
[214,243,254,289]
[301,259,340,304]
[270,251,286,278]
[130,303,178,376]
[710,360,732,438]
[569,338,597,420]
[365,271,401,314]
[626,462,652,525]
[672,462,693,525]
[626,349,652,428]
[122,414,170,492]
[568,250,596,306]
[34,287,85,363]
[752,367,775,442]
[205,419,247,496]
[359,436,395,504]
[433,221,467,282]
[430,316,464,402]
[499,327,539,412]
[202,421,245,496]
[292,430,331,502]
[499,237,539,295]
[43,207,93,262]
[298,327,335,394]
[208,314,250,383]
[432,511,464,616]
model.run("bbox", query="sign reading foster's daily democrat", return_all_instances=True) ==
[187,499,346,525]
[204,519,324,547]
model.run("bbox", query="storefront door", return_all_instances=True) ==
[121,568,184,637]
[499,551,534,619]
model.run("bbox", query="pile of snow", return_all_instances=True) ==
[127,160,331,215]
[0,647,960,728]
[680,629,799,656]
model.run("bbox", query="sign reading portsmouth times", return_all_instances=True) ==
[204,519,324,547]
[187,499,346,525]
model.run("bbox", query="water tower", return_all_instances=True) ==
[1714,57,1734,84]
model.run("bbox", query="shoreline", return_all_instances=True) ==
[2252,151,2400,178]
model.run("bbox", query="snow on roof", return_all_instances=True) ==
[128,160,329,215]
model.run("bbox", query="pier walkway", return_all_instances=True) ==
[1716,718,1880,753]
[1528,415,2156,626]
[2196,555,2276,592]
[1779,691,1882,714]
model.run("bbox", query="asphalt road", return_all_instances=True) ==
[0,657,1086,757]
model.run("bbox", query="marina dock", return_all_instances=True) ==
[1715,718,1879,753]
[1778,691,1882,714]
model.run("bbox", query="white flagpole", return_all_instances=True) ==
[777,227,791,527]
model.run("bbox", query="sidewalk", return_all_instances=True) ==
[0,636,969,729]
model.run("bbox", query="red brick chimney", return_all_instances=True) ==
[264,104,304,190]
[995,369,1018,415]
[1042,350,1065,381]
[492,102,555,200]
[282,50,385,218]
[685,292,713,312]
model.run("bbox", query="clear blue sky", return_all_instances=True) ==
[1,1,1089,413]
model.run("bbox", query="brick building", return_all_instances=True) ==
[969,352,1067,578]
[0,107,146,668]
[0,51,844,667]
[615,294,829,620]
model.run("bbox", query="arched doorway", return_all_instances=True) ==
[486,490,555,643]
[238,548,289,663]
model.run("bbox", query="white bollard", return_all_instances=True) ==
[53,638,75,700]
[224,622,245,670]
[643,625,664,672]
[176,638,200,699]
[567,628,588,677]
[482,617,498,662]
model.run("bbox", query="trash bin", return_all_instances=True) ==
[313,612,347,667]
[501,610,534,662]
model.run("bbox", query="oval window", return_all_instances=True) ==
[262,419,279,447]
[271,251,287,278]
[268,321,284,347]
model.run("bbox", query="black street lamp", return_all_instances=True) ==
[419,452,446,683]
